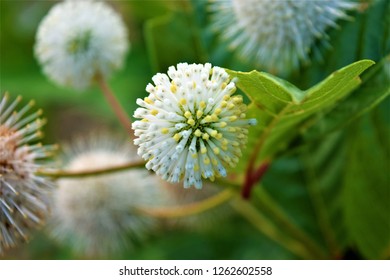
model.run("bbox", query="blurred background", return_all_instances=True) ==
[0,0,389,260]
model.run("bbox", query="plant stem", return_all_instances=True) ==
[242,160,270,199]
[254,186,328,259]
[231,198,317,259]
[95,74,134,140]
[36,161,145,179]
[136,189,234,218]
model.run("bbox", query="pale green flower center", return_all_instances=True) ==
[67,31,92,55]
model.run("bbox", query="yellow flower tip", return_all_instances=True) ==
[210,130,218,137]
[161,128,170,134]
[202,133,210,140]
[187,118,195,126]
[221,101,228,108]
[201,147,207,154]
[196,110,203,119]
[204,115,212,122]
[151,109,158,116]
[194,129,202,137]
[233,96,243,104]
[221,82,227,89]
[213,147,220,154]
[199,101,206,109]
[170,83,177,93]
[220,122,227,128]
[173,133,181,142]
[232,141,240,147]
[184,111,192,119]
[179,98,187,105]
[203,157,210,165]
[228,103,235,109]
[211,114,219,121]
[214,108,222,115]
[144,97,153,104]
[223,155,231,163]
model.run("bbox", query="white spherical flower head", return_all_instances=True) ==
[0,93,55,254]
[210,0,357,73]
[35,0,129,90]
[51,134,164,256]
[132,63,256,189]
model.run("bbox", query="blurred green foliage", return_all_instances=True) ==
[0,0,389,260]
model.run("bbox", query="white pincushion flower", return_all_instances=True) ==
[132,63,256,189]
[35,0,129,90]
[50,133,164,256]
[0,93,55,254]
[210,0,357,73]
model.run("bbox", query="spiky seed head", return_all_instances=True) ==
[0,93,55,255]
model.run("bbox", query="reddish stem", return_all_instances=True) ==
[242,161,270,199]
[96,74,135,140]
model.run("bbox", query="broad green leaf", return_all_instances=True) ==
[227,60,374,171]
[257,131,349,259]
[343,107,390,259]
[144,11,203,73]
[304,56,390,141]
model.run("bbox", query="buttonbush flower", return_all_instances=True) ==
[50,133,164,256]
[210,0,357,73]
[35,0,129,90]
[0,93,55,254]
[132,63,256,189]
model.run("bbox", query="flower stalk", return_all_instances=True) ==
[96,74,134,139]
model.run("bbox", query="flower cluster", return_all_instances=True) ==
[50,133,165,256]
[35,0,129,90]
[132,63,256,189]
[0,93,55,254]
[210,0,357,73]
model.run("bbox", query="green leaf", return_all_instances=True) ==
[343,107,390,259]
[304,56,390,141]
[259,132,349,259]
[144,11,203,73]
[227,60,374,171]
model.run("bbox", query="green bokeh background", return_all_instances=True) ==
[0,0,389,260]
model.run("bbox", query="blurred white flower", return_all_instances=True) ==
[35,0,129,90]
[210,0,357,73]
[132,63,256,189]
[0,93,55,254]
[50,133,165,256]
